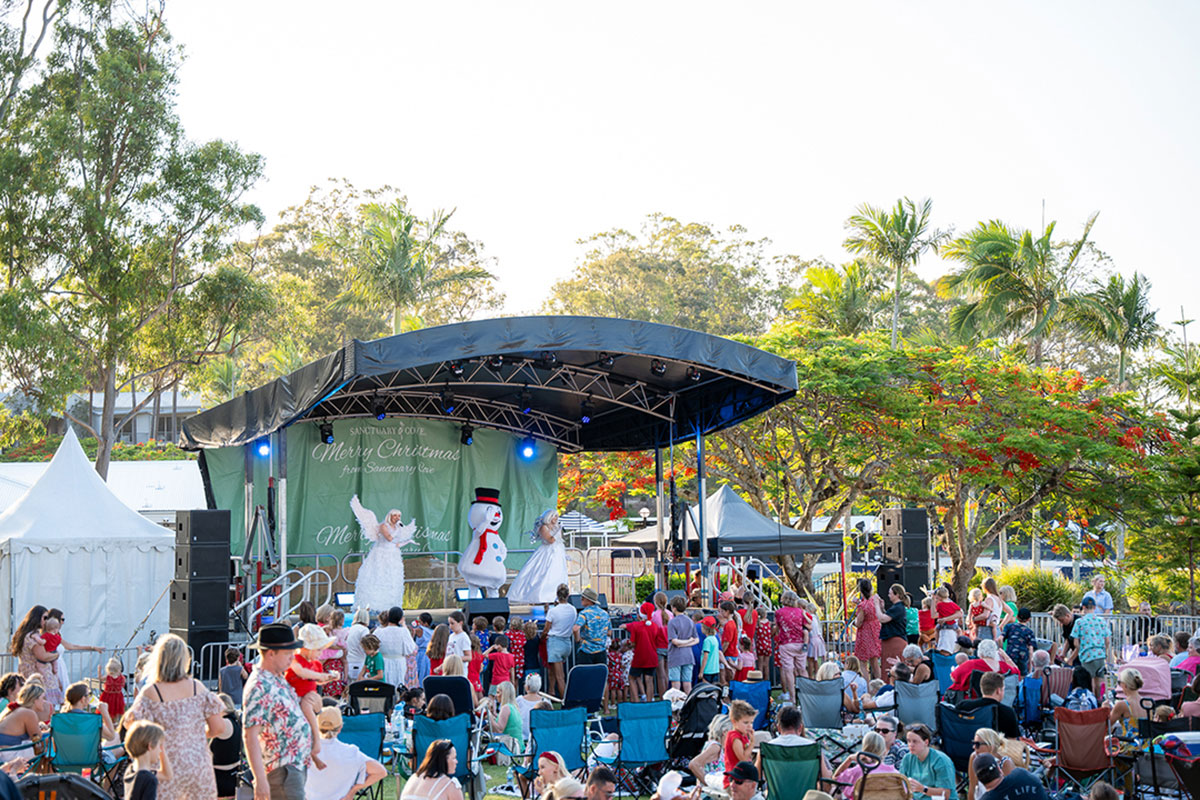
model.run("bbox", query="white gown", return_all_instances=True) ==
[350,496,417,613]
[507,527,568,605]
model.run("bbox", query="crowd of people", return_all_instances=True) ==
[3,570,1199,800]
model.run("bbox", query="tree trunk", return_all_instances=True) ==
[890,260,901,348]
[1118,347,1128,388]
[171,383,178,444]
[95,367,117,480]
[949,557,977,609]
[151,389,161,442]
[779,553,819,603]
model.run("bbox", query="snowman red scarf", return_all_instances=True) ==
[473,528,499,564]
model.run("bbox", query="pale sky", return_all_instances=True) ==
[166,1,1200,322]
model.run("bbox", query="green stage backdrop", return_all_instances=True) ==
[203,419,558,567]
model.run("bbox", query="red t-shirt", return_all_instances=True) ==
[467,652,483,693]
[919,610,935,632]
[723,730,751,787]
[625,620,664,669]
[488,651,516,687]
[739,609,758,642]
[949,658,1019,691]
[721,619,739,657]
[286,653,322,696]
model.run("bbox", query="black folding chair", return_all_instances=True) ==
[423,675,475,718]
[347,679,396,717]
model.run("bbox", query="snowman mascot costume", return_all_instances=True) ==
[458,487,508,598]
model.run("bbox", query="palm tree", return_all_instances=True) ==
[844,197,946,348]
[938,213,1097,367]
[1072,272,1159,387]
[330,201,493,335]
[787,259,884,336]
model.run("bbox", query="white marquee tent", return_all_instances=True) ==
[0,429,174,654]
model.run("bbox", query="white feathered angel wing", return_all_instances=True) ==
[349,495,381,542]
[394,518,418,547]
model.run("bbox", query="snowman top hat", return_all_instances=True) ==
[473,487,501,506]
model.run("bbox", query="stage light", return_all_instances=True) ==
[580,396,593,424]
[255,438,270,458]
[460,424,474,446]
[599,352,615,368]
[541,351,557,366]
[449,360,464,377]
[488,355,504,369]
[686,366,702,383]
[650,359,667,376]
[519,436,536,460]
[440,389,456,414]
[372,396,387,421]
[319,422,334,444]
[519,387,532,414]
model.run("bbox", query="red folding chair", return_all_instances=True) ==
[1031,707,1118,795]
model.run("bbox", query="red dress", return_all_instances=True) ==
[100,674,126,718]
[508,630,527,681]
[467,652,483,694]
[756,617,773,659]
[286,653,322,696]
[854,595,882,660]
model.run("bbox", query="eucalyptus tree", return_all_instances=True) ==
[939,213,1097,367]
[843,197,946,348]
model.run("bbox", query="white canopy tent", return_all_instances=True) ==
[0,429,174,653]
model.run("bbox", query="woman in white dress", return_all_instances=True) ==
[506,511,568,605]
[350,495,417,613]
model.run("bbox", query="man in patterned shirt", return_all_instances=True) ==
[244,623,312,800]
[574,587,612,665]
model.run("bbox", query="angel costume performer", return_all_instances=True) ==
[350,495,417,612]
[506,510,568,605]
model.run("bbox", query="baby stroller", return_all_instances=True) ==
[668,683,722,766]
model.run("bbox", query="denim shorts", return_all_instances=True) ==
[668,664,692,683]
[546,634,573,663]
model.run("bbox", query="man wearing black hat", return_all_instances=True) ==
[243,624,311,800]
[725,761,765,800]
[975,753,1049,800]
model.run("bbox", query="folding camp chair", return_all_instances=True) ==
[853,771,913,800]
[1125,701,1192,798]
[412,713,476,799]
[49,712,124,791]
[15,772,112,800]
[936,701,996,777]
[895,681,938,733]
[795,675,844,730]
[498,705,589,798]
[1021,674,1044,734]
[560,663,608,716]
[1042,665,1074,710]
[759,741,823,798]
[1000,673,1020,708]
[607,701,672,796]
[339,713,387,800]
[931,652,956,696]
[348,679,397,717]
[730,680,770,730]
[423,675,476,719]
[1031,706,1117,796]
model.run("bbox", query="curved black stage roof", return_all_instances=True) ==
[180,316,798,453]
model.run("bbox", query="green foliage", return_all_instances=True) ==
[0,408,46,452]
[0,434,195,462]
[992,566,1083,612]
[635,574,656,604]
[1125,570,1191,611]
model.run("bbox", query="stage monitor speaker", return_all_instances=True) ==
[875,563,928,602]
[463,597,509,627]
[881,508,928,538]
[175,509,231,546]
[880,534,928,566]
[175,544,231,582]
[568,593,609,611]
[169,578,230,632]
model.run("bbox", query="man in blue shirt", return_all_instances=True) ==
[1072,596,1112,696]
[573,588,612,665]
[1082,574,1114,614]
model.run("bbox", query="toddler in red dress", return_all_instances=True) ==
[99,657,126,718]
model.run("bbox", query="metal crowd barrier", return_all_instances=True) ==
[1028,611,1200,650]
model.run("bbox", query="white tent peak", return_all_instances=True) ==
[0,427,173,547]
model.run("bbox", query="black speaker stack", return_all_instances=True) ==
[463,597,509,627]
[876,507,930,601]
[170,510,232,662]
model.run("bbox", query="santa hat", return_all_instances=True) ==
[472,487,501,506]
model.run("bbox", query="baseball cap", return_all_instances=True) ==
[1081,596,1096,608]
[725,761,759,784]
[702,616,717,627]
[974,753,1002,784]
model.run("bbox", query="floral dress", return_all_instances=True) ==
[756,617,773,660]
[128,680,225,800]
[19,633,62,707]
[854,595,882,660]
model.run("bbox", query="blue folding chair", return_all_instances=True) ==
[931,651,957,696]
[338,713,386,800]
[561,663,608,715]
[936,701,996,777]
[1021,674,1043,731]
[49,712,124,789]
[412,713,473,794]
[597,701,671,796]
[895,680,939,733]
[730,680,770,730]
